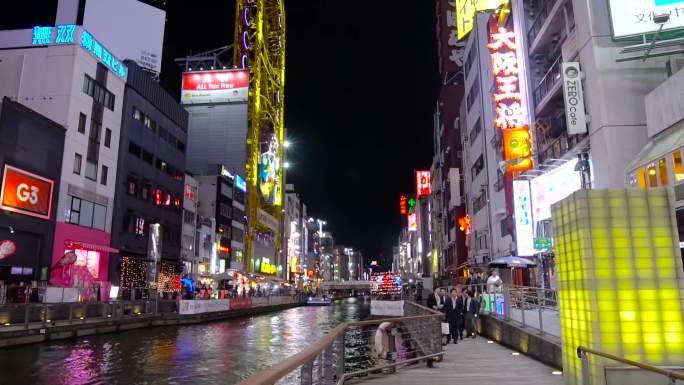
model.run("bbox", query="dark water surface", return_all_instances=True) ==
[0,298,369,385]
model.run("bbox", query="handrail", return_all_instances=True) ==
[237,305,442,385]
[577,346,684,381]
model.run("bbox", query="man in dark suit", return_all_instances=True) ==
[444,288,464,344]
[427,287,444,311]
[463,290,480,338]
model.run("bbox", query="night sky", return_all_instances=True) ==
[3,1,441,267]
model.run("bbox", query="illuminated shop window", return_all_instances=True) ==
[659,158,669,186]
[636,167,646,189]
[673,150,684,182]
[64,248,100,278]
[647,163,658,187]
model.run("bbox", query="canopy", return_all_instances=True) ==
[488,256,537,268]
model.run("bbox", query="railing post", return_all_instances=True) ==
[520,292,526,327]
[23,304,30,330]
[578,347,591,385]
[335,334,345,383]
[42,304,47,328]
[323,344,334,384]
[388,327,397,373]
[68,303,74,324]
[537,289,544,333]
[503,286,511,321]
[318,352,324,382]
[301,360,313,385]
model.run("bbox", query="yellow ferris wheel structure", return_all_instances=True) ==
[234,0,286,274]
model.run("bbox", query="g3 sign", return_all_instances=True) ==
[0,165,54,220]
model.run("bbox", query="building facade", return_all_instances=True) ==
[110,60,188,288]
[182,175,198,279]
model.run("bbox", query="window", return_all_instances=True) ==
[156,158,167,173]
[500,217,511,237]
[636,167,646,188]
[659,158,669,186]
[73,153,82,175]
[674,150,684,182]
[129,142,141,158]
[220,203,232,218]
[83,75,94,95]
[128,178,137,196]
[104,128,111,148]
[83,74,115,111]
[167,134,177,147]
[467,75,480,111]
[67,196,106,231]
[647,163,658,187]
[183,209,195,225]
[78,113,87,134]
[141,184,150,201]
[495,169,505,192]
[144,115,155,132]
[85,161,97,181]
[133,107,142,121]
[233,206,245,222]
[154,188,162,206]
[100,165,108,185]
[158,127,168,141]
[473,191,487,214]
[221,183,233,198]
[177,140,185,153]
[469,117,482,144]
[465,46,477,76]
[89,120,101,143]
[471,155,484,181]
[232,227,244,243]
[142,149,154,164]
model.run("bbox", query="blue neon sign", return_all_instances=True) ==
[80,30,127,78]
[31,25,76,46]
[236,175,247,192]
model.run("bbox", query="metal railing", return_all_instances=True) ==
[237,301,443,385]
[527,0,560,46]
[533,55,563,110]
[499,284,559,338]
[577,346,684,385]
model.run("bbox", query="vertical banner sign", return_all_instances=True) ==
[512,180,535,256]
[400,195,408,215]
[561,62,588,135]
[416,171,432,197]
[408,213,418,232]
[488,20,533,172]
[148,223,162,286]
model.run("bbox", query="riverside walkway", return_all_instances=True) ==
[356,337,563,385]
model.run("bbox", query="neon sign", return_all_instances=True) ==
[458,214,471,235]
[31,25,76,46]
[408,213,418,232]
[488,23,532,172]
[400,195,408,215]
[416,171,431,197]
[235,175,247,193]
[80,30,127,78]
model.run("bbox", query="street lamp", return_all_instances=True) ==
[283,140,291,149]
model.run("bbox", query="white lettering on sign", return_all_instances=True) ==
[17,183,39,204]
[561,62,588,135]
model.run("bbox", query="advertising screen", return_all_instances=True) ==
[456,0,504,40]
[608,0,684,38]
[0,165,54,220]
[530,159,582,222]
[408,213,418,232]
[181,70,249,104]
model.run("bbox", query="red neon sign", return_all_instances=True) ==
[488,22,533,172]
[458,214,471,235]
[416,171,431,197]
[400,195,408,215]
[0,165,54,220]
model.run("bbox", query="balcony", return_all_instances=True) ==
[532,55,563,114]
[527,0,574,56]
[537,130,587,165]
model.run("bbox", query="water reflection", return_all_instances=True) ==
[0,298,369,385]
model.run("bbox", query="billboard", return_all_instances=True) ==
[181,70,250,104]
[0,165,54,220]
[83,0,166,74]
[438,0,466,73]
[408,213,418,232]
[400,195,408,215]
[416,171,431,197]
[513,179,535,256]
[608,0,684,39]
[530,158,582,222]
[456,0,503,40]
[561,62,588,135]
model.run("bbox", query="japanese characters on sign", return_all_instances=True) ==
[440,0,466,71]
[608,0,684,39]
[513,179,535,256]
[400,195,408,215]
[408,213,418,232]
[80,30,127,78]
[32,24,76,46]
[455,0,504,40]
[416,171,432,197]
[488,22,533,172]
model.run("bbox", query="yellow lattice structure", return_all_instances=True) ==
[234,0,286,273]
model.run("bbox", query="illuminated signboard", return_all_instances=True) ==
[259,136,281,206]
[408,213,418,232]
[400,195,408,215]
[456,0,503,40]
[608,0,684,39]
[0,165,54,220]
[181,70,249,104]
[80,30,127,78]
[416,171,431,197]
[259,258,278,275]
[530,158,582,222]
[513,179,535,256]
[235,175,247,193]
[488,20,533,172]
[458,214,471,235]
[31,24,76,46]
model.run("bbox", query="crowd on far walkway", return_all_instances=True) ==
[427,270,503,344]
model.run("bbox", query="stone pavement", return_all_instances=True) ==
[356,336,563,385]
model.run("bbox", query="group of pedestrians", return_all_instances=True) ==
[428,285,480,344]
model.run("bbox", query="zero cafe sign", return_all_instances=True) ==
[0,165,55,220]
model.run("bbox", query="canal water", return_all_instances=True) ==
[0,298,370,385]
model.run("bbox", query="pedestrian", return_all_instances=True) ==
[463,290,480,338]
[487,270,503,293]
[444,288,464,344]
[427,287,444,312]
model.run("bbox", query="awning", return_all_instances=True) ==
[65,240,119,253]
[488,256,537,268]
[626,121,684,172]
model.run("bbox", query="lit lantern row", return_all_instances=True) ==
[487,21,533,172]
